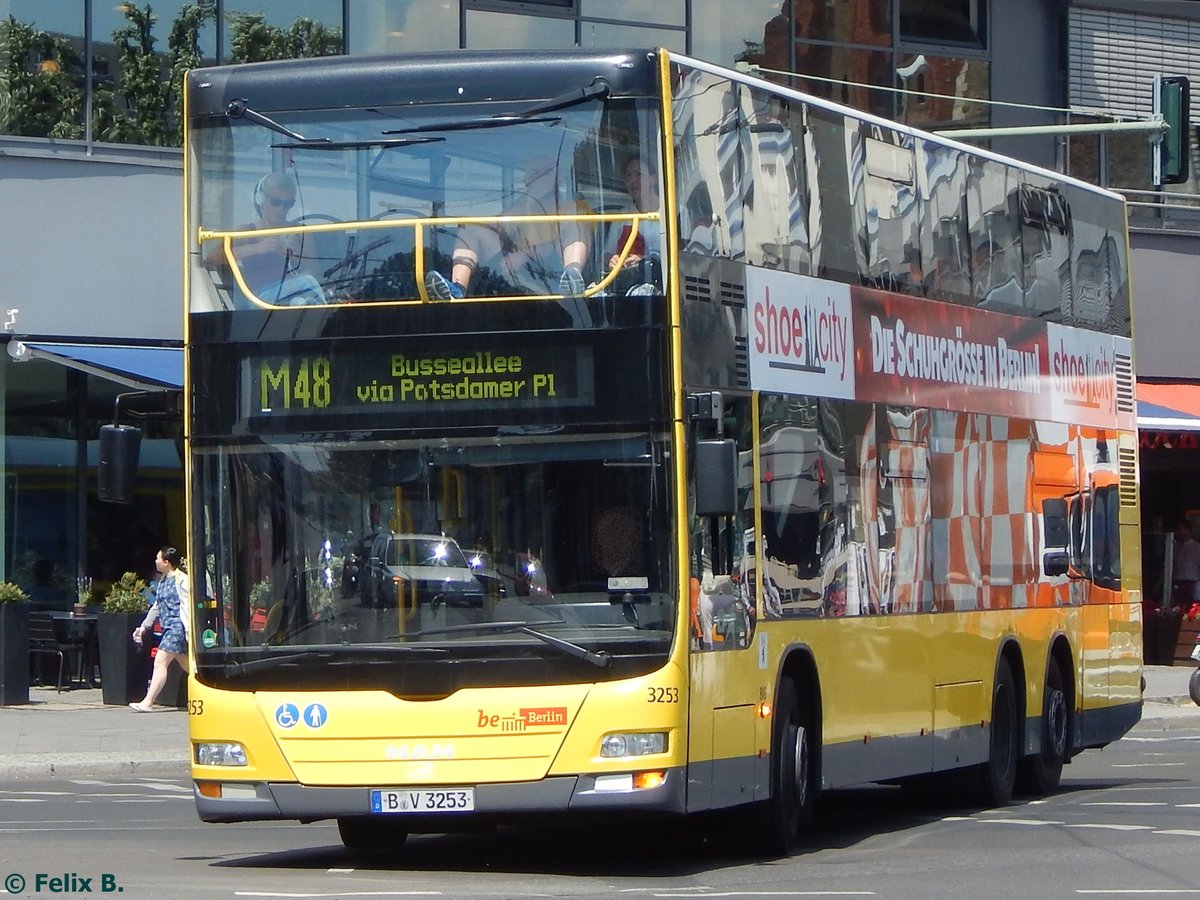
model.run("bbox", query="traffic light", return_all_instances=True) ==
[1155,74,1190,185]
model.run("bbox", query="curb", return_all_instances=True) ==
[0,757,190,781]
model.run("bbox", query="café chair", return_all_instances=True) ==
[27,610,84,692]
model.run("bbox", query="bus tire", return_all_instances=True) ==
[755,677,814,856]
[1189,667,1200,706]
[337,816,408,851]
[976,657,1019,806]
[1017,656,1069,796]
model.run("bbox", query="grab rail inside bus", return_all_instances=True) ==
[197,211,658,310]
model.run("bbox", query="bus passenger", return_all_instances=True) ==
[205,171,325,306]
[602,154,662,296]
[425,155,588,300]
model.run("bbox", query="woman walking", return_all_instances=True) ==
[129,546,189,712]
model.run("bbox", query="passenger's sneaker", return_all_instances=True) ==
[626,282,657,296]
[559,265,585,297]
[426,270,464,300]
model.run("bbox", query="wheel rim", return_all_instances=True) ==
[1045,687,1068,759]
[792,722,809,811]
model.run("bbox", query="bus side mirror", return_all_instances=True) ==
[98,424,142,504]
[695,439,737,516]
[1043,550,1070,577]
[1043,498,1068,547]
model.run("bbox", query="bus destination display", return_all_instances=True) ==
[242,344,595,419]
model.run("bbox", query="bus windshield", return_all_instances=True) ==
[192,430,675,689]
[190,95,663,311]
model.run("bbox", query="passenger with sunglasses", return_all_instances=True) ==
[205,170,325,305]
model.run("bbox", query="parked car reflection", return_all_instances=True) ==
[361,533,485,610]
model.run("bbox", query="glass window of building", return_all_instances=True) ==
[580,0,685,27]
[898,0,985,47]
[348,0,459,55]
[793,44,895,120]
[580,21,686,53]
[464,9,576,49]
[2,1,85,139]
[88,2,217,146]
[794,0,890,47]
[222,1,344,62]
[691,0,791,70]
[900,54,988,130]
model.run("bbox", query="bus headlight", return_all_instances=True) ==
[195,742,248,766]
[600,732,667,758]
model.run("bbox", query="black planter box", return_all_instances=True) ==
[0,603,29,706]
[98,612,151,706]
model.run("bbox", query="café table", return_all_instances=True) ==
[49,611,100,687]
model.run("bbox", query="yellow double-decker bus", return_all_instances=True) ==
[168,48,1141,853]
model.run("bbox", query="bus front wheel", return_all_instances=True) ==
[755,677,815,856]
[337,816,408,851]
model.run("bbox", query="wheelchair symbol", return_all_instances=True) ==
[275,703,300,728]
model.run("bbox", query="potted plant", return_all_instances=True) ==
[0,581,30,706]
[98,572,151,706]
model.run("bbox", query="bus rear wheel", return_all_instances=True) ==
[755,677,814,856]
[336,816,408,851]
[1017,657,1069,796]
[976,657,1019,806]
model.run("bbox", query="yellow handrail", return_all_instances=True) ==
[198,211,658,309]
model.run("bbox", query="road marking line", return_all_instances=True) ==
[1077,890,1200,894]
[235,893,442,898]
[977,818,1064,826]
[1110,763,1188,768]
[1066,824,1154,831]
[1082,802,1168,807]
[1154,829,1200,837]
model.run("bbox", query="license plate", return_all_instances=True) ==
[370,788,475,813]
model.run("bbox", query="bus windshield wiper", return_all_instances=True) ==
[272,137,444,150]
[382,76,611,136]
[391,619,612,668]
[216,644,447,677]
[226,98,443,149]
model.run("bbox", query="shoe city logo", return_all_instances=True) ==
[478,707,568,732]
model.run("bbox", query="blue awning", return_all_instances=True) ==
[8,341,182,391]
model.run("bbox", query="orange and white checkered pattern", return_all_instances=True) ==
[858,409,1093,614]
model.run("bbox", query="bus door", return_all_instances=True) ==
[685,392,760,812]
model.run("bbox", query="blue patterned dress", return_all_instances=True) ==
[156,571,188,654]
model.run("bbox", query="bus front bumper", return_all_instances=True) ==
[194,767,686,824]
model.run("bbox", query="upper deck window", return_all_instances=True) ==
[190,91,663,311]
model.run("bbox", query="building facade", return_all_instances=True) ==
[1,0,1195,608]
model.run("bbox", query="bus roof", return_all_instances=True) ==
[187,48,661,118]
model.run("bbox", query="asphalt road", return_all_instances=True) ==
[1,718,1198,899]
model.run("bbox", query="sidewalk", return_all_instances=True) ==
[0,666,1196,781]
[0,686,190,780]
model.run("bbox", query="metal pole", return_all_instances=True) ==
[934,119,1167,140]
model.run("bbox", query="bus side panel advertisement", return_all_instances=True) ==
[746,268,855,400]
[746,269,1133,431]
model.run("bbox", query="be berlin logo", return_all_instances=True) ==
[4,872,124,894]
